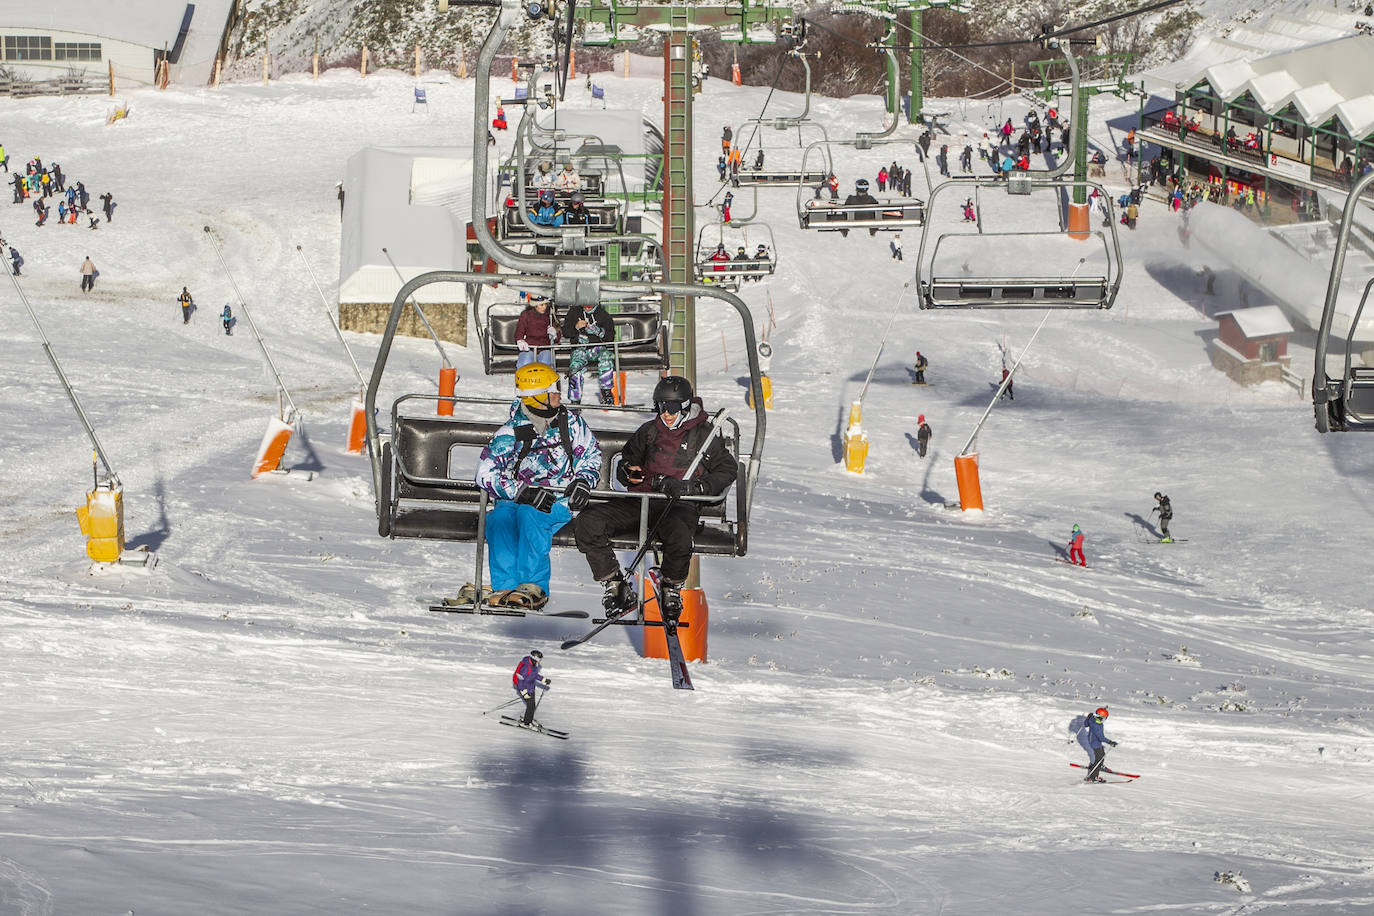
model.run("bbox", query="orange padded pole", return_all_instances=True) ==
[641,576,707,663]
[437,367,457,416]
[346,399,366,454]
[252,417,294,478]
[954,453,984,511]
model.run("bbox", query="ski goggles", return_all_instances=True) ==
[519,380,561,398]
[655,398,689,415]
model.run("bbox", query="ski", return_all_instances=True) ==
[664,621,694,690]
[1070,763,1140,779]
[646,569,694,690]
[500,716,570,739]
[1055,557,1089,568]
[430,603,589,619]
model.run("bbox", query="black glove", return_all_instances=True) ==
[542,677,551,686]
[617,463,645,487]
[564,478,591,511]
[517,486,556,513]
[1107,740,1118,747]
[657,476,701,499]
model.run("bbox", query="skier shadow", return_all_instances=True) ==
[902,436,952,505]
[474,744,841,910]
[1125,511,1160,540]
[830,399,846,463]
[1048,539,1070,562]
[125,475,172,553]
[289,423,327,474]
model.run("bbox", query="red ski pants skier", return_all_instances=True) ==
[1069,544,1086,566]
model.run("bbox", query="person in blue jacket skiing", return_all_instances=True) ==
[1080,706,1117,781]
[1067,524,1087,566]
[511,649,550,726]
[472,363,602,610]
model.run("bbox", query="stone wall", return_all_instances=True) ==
[1210,338,1292,386]
[339,302,467,346]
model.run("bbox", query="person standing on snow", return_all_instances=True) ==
[1152,492,1173,542]
[80,256,96,293]
[916,414,932,458]
[472,363,602,611]
[8,245,22,276]
[1001,367,1014,400]
[1067,524,1087,567]
[913,351,928,385]
[1081,706,1117,782]
[178,287,194,324]
[511,649,550,727]
[890,233,903,261]
[574,375,737,621]
[221,304,234,335]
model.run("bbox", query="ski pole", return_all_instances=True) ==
[481,696,523,716]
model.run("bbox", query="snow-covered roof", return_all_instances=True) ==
[1140,3,1374,138]
[1215,305,1294,339]
[0,0,234,73]
[338,147,476,306]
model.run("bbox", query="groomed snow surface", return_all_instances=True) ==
[1,65,1372,915]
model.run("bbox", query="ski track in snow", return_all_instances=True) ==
[0,60,1372,914]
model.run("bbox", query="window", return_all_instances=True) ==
[55,42,101,62]
[4,35,53,60]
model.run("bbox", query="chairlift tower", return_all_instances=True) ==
[831,0,969,125]
[579,0,791,383]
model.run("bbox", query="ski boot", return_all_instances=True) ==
[1159,536,1173,543]
[600,573,637,619]
[659,578,684,623]
[598,387,615,406]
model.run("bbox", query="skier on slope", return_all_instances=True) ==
[916,414,932,458]
[1067,524,1087,567]
[913,351,928,385]
[1152,492,1173,542]
[221,304,234,335]
[512,649,551,727]
[1080,706,1117,782]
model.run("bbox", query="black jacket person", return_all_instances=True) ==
[574,376,736,619]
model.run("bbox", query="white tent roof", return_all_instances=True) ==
[338,147,477,306]
[1140,3,1374,138]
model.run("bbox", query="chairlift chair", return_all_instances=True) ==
[795,136,931,235]
[693,221,778,290]
[1313,168,1374,432]
[365,272,766,566]
[914,178,1123,310]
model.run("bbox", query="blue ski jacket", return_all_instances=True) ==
[1085,714,1110,749]
[512,655,543,694]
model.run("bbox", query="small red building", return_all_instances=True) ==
[1210,305,1293,386]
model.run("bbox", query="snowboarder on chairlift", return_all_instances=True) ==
[1152,492,1173,542]
[512,649,551,727]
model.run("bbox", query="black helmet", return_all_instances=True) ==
[1154,491,1164,500]
[570,190,584,204]
[653,375,694,414]
[856,178,869,191]
[737,246,746,254]
[530,649,543,660]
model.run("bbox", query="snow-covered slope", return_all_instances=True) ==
[0,63,1371,915]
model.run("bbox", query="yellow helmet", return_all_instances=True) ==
[515,362,560,410]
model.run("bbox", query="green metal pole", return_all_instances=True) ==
[908,7,923,124]
[1073,85,1089,205]
[886,27,898,116]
